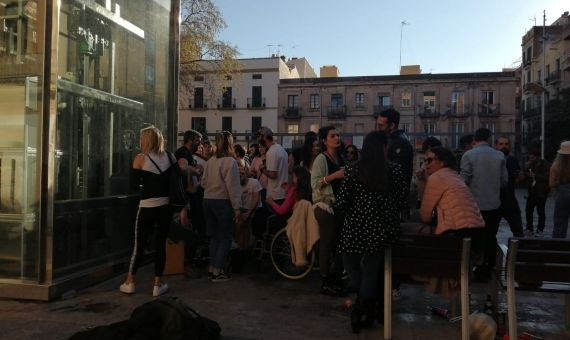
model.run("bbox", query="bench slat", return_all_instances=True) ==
[515,263,570,283]
[398,234,464,249]
[393,259,461,278]
[512,237,570,251]
[393,246,462,260]
[516,250,570,264]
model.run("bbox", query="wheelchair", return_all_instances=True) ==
[252,211,316,280]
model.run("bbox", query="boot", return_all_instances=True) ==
[320,276,348,297]
[361,298,376,328]
[350,298,364,334]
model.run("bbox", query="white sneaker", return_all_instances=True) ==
[119,282,135,294]
[153,283,169,297]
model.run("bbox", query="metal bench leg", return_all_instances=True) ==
[384,247,392,340]
[564,294,570,328]
[461,239,471,340]
[506,241,518,339]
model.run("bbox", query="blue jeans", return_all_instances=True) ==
[203,199,234,269]
[343,253,383,299]
[552,184,570,238]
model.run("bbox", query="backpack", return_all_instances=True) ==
[147,152,189,208]
[68,297,221,340]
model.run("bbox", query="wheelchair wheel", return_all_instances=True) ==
[270,227,315,280]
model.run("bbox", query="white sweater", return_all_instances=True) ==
[201,156,242,210]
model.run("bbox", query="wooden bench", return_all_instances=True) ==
[493,238,570,339]
[384,233,472,340]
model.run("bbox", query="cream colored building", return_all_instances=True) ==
[278,71,519,151]
[178,57,315,137]
[521,12,570,143]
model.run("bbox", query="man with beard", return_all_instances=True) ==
[376,109,414,219]
[174,130,205,278]
[495,136,523,237]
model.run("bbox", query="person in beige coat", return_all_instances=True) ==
[405,146,485,299]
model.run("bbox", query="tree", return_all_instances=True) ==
[179,0,239,96]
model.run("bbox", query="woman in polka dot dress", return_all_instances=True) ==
[334,131,407,334]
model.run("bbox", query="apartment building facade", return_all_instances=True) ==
[179,57,315,137]
[521,12,570,143]
[278,72,519,151]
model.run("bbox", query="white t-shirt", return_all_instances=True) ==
[241,178,263,210]
[266,143,289,200]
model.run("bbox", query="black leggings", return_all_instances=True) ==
[128,205,171,277]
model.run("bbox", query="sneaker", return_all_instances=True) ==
[320,283,348,297]
[535,230,544,238]
[391,289,401,300]
[211,273,232,282]
[152,283,169,297]
[119,282,135,294]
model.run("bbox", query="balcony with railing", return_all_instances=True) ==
[217,97,236,109]
[373,105,393,115]
[523,58,532,68]
[353,101,367,111]
[546,70,561,85]
[283,106,301,119]
[418,107,440,118]
[189,99,207,109]
[478,103,500,117]
[247,97,266,109]
[327,105,347,119]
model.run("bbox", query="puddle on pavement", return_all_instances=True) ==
[50,302,118,313]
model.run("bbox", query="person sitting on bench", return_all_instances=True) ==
[403,146,485,298]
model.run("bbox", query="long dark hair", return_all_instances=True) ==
[293,166,312,202]
[318,126,344,164]
[356,131,390,192]
[301,134,318,168]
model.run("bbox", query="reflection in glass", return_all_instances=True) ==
[53,0,171,278]
[0,0,44,281]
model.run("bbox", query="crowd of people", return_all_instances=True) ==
[118,110,570,334]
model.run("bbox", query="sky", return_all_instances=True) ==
[215,0,569,76]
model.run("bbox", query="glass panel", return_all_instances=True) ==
[0,0,45,281]
[53,0,172,278]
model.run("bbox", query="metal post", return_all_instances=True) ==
[506,240,519,340]
[384,247,392,340]
[541,10,546,159]
[461,238,471,340]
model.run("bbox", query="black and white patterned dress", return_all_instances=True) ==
[335,163,407,254]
